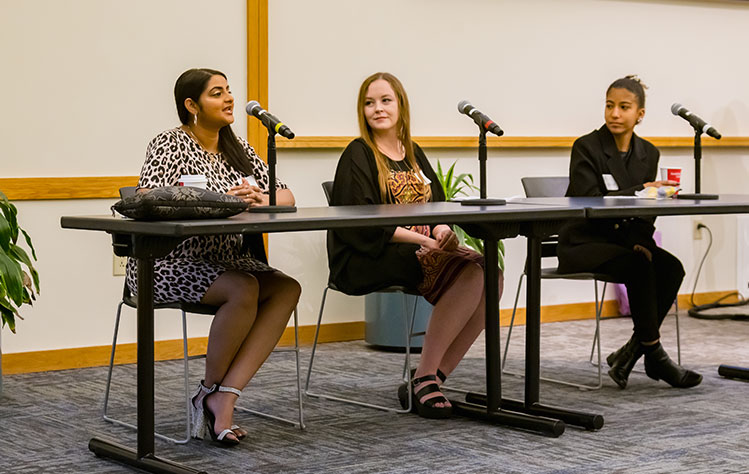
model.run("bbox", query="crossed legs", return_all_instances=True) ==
[414,263,504,407]
[199,270,301,441]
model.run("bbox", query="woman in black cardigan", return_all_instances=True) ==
[558,76,701,389]
[328,72,502,418]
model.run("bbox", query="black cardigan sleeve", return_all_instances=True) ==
[330,139,397,257]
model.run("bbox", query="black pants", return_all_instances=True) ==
[594,247,684,342]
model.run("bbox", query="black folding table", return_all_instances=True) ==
[62,200,596,473]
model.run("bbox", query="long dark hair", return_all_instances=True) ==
[174,68,252,175]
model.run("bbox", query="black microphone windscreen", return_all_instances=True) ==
[671,103,684,116]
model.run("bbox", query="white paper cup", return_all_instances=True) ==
[178,174,208,189]
[660,167,681,184]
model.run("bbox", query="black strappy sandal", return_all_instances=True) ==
[400,374,452,419]
[398,369,446,412]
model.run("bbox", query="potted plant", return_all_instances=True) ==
[1,189,40,391]
[0,189,39,332]
[436,161,505,271]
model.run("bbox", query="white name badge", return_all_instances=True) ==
[240,176,258,187]
[602,174,619,191]
[419,170,432,185]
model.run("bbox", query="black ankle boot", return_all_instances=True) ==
[644,343,702,388]
[607,336,643,389]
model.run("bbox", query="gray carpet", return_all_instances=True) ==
[1,313,747,474]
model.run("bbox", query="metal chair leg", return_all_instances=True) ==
[102,303,190,444]
[306,286,416,413]
[304,286,328,395]
[674,299,681,365]
[502,272,526,372]
[102,301,124,423]
[505,276,604,390]
[402,295,420,382]
[235,307,306,429]
[180,310,191,443]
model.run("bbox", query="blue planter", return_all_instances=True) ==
[364,292,432,350]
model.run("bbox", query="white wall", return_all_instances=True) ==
[2,0,749,354]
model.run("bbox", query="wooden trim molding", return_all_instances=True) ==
[278,135,748,150]
[247,0,268,161]
[0,176,138,201]
[4,290,736,375]
[2,320,364,375]
[3,136,746,200]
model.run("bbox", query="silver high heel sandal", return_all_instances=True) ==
[218,386,246,440]
[190,380,216,439]
[202,385,244,446]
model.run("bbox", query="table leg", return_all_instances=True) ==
[457,236,565,437]
[522,235,603,430]
[88,258,205,474]
[718,365,749,380]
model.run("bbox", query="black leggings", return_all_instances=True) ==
[594,247,684,342]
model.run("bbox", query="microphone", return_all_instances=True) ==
[671,103,721,139]
[457,100,504,136]
[245,101,295,139]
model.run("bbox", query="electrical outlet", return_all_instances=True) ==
[113,255,127,276]
[692,218,704,240]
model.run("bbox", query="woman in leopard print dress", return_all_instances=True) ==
[125,68,300,446]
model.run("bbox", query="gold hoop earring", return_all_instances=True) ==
[194,113,198,126]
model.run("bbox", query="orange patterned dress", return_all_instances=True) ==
[387,162,484,304]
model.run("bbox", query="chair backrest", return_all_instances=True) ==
[322,181,334,205]
[521,177,569,198]
[119,186,137,199]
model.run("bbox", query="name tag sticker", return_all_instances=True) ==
[240,176,258,187]
[419,170,432,185]
[602,174,619,191]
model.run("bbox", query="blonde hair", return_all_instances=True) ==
[357,72,420,202]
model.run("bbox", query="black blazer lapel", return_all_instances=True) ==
[598,126,635,191]
[626,134,652,184]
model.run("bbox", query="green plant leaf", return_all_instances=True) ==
[10,243,39,293]
[0,197,19,244]
[0,249,25,305]
[0,211,11,251]
[19,228,37,261]
[0,298,17,333]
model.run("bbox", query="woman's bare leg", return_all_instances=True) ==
[414,263,485,407]
[199,270,301,440]
[439,272,504,378]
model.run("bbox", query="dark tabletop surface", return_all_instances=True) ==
[512,194,749,218]
[61,201,586,237]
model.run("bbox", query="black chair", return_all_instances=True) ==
[103,186,305,443]
[502,177,680,390]
[304,181,422,413]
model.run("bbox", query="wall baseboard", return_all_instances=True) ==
[1,291,738,375]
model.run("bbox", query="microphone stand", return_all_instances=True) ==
[461,128,506,206]
[247,128,297,213]
[676,129,719,200]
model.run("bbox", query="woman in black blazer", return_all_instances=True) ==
[558,76,701,389]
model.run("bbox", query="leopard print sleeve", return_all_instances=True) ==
[138,130,184,189]
[237,137,288,193]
